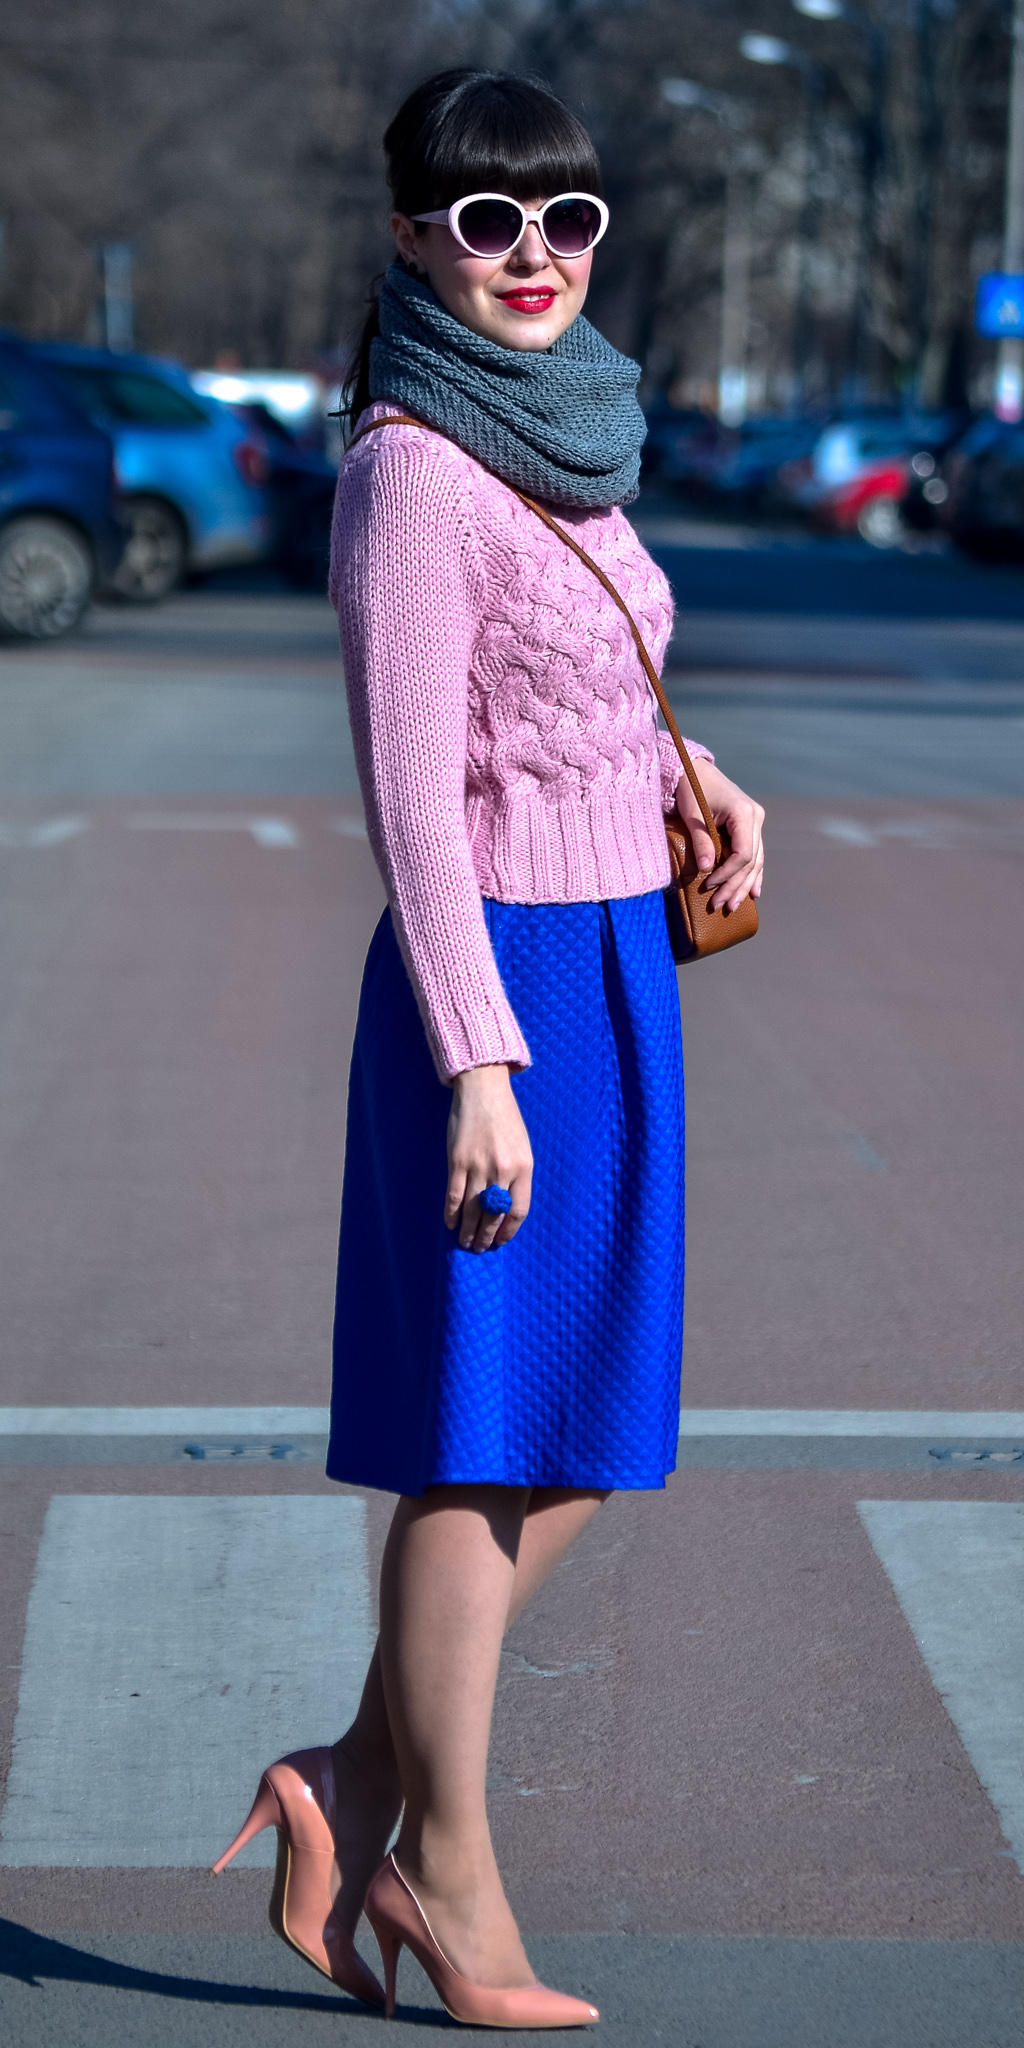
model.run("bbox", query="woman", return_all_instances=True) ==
[214,68,764,2027]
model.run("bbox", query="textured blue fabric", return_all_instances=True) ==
[327,892,685,1495]
[369,263,645,508]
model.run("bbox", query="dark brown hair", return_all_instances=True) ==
[343,69,603,427]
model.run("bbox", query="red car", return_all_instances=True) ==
[777,420,919,545]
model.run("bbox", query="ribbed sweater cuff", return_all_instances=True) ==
[658,731,714,812]
[432,1006,531,1085]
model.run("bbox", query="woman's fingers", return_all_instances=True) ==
[444,1158,468,1232]
[672,775,718,874]
[675,763,765,912]
[461,1177,499,1253]
[708,812,765,909]
[489,1166,532,1249]
[713,808,765,909]
[445,1064,534,1254]
[459,1164,532,1253]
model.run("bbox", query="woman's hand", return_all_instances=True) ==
[674,759,765,913]
[445,1063,533,1253]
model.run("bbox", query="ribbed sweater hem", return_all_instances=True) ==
[466,785,672,903]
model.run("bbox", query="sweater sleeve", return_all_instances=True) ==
[332,429,531,1083]
[657,730,715,814]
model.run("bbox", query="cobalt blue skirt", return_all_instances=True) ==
[327,892,685,1496]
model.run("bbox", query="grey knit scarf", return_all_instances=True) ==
[368,263,645,508]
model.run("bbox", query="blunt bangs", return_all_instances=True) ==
[387,73,603,216]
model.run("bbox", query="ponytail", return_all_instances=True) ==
[341,285,382,433]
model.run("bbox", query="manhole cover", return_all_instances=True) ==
[181,1440,308,1462]
[929,1446,1023,1464]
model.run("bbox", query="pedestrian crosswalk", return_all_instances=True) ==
[859,1501,1024,1878]
[0,1495,373,1867]
[3,1405,1024,1438]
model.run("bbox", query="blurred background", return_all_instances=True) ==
[6,0,1024,631]
[0,0,1019,402]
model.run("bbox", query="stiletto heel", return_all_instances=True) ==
[211,1774,281,1872]
[212,1748,385,2010]
[365,1853,599,2029]
[376,1925,403,2018]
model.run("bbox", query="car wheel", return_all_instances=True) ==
[112,496,188,601]
[857,495,905,548]
[0,516,94,640]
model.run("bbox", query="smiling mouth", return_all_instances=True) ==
[498,288,557,313]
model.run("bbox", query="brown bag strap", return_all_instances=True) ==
[347,412,720,849]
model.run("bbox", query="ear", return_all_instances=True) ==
[391,212,424,272]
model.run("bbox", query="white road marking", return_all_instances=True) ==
[246,817,299,848]
[0,1495,372,1867]
[0,817,88,848]
[0,1405,330,1434]
[1,1406,1021,1440]
[819,817,881,847]
[678,1410,1024,1438]
[859,1501,1024,1876]
[124,813,299,848]
[819,816,964,851]
[330,814,368,839]
[845,1130,888,1173]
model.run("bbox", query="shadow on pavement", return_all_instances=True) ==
[0,1918,446,2026]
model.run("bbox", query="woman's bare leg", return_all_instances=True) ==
[510,1485,609,1623]
[328,1642,404,1932]
[335,1487,605,1779]
[379,1485,530,1984]
[330,1485,606,1952]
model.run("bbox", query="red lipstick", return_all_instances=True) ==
[499,288,557,314]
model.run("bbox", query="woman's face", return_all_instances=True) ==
[391,200,593,351]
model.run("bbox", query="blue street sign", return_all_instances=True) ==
[975,272,1024,337]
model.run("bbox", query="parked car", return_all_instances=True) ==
[227,399,338,590]
[936,415,1024,561]
[191,369,326,445]
[641,401,719,485]
[776,412,967,545]
[0,334,125,639]
[705,415,825,509]
[26,342,272,599]
[644,404,825,509]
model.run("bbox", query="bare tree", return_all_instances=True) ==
[0,0,1015,406]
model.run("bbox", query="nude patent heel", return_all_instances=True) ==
[212,1747,385,2010]
[375,1922,404,2015]
[212,1773,282,1868]
[364,1852,599,2028]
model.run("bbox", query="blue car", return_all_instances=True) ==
[28,342,272,599]
[0,334,124,639]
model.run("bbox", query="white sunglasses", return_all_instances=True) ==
[412,191,609,261]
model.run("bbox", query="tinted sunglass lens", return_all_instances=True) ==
[543,198,603,256]
[457,197,524,255]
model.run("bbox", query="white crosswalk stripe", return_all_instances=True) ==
[859,1501,1024,1877]
[0,1495,372,1867]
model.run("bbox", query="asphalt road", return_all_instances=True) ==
[1,529,1023,2046]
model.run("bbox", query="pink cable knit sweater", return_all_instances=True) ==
[329,406,712,1082]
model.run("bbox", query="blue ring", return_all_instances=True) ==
[479,1183,513,1216]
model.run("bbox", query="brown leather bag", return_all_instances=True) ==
[349,413,759,964]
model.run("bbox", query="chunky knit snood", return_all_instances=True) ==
[368,264,646,510]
